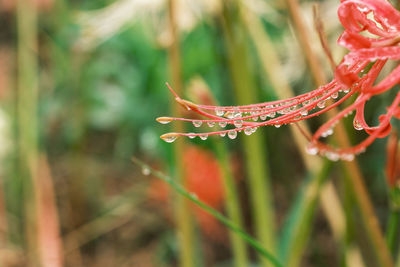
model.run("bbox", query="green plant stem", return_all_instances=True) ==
[215,142,248,267]
[386,209,400,256]
[132,158,283,267]
[17,0,39,264]
[279,160,332,266]
[285,0,394,266]
[167,0,195,266]
[220,2,276,265]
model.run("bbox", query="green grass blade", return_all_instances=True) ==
[279,160,333,266]
[131,157,283,267]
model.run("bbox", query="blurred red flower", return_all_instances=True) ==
[149,145,239,241]
[158,0,400,161]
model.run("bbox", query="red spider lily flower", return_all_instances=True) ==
[158,0,400,161]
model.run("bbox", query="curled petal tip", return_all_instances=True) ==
[160,133,179,143]
[175,98,198,111]
[156,117,173,124]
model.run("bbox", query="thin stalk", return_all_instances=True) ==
[278,160,332,266]
[387,186,400,257]
[167,0,195,266]
[386,210,400,256]
[132,158,284,267]
[284,0,394,266]
[16,0,39,264]
[215,142,248,267]
[220,2,276,265]
[35,155,63,267]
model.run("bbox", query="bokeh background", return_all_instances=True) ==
[1,0,400,266]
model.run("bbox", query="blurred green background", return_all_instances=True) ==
[1,0,400,266]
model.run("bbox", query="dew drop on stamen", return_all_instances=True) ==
[275,124,281,128]
[306,143,318,155]
[225,112,234,119]
[268,111,276,118]
[199,134,208,140]
[228,130,237,139]
[260,114,268,120]
[343,88,350,93]
[244,128,253,135]
[215,109,224,116]
[300,109,308,116]
[207,121,216,127]
[341,153,354,161]
[219,121,227,128]
[353,118,363,130]
[322,128,333,138]
[234,120,243,128]
[142,166,151,176]
[317,101,326,109]
[188,133,196,139]
[158,119,171,124]
[234,111,242,118]
[162,135,178,143]
[193,120,202,127]
[326,152,339,161]
[331,92,339,99]
[220,132,226,137]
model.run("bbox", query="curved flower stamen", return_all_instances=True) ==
[158,0,400,161]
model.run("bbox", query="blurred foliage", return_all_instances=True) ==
[1,0,400,266]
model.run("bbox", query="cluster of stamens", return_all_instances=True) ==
[157,0,400,161]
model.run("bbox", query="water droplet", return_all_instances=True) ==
[341,153,354,161]
[220,132,226,137]
[207,121,216,127]
[226,112,234,119]
[215,109,224,116]
[343,88,350,93]
[234,120,243,128]
[331,92,339,99]
[300,109,308,116]
[199,134,208,140]
[268,111,276,118]
[233,111,242,118]
[317,101,326,109]
[251,113,259,121]
[228,130,237,139]
[193,120,202,127]
[353,118,363,130]
[306,143,318,155]
[326,152,339,161]
[188,133,196,139]
[142,166,151,176]
[322,128,333,138]
[260,114,268,120]
[303,100,311,106]
[219,121,227,128]
[157,117,173,124]
[275,124,281,128]
[161,135,178,143]
[244,128,253,135]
